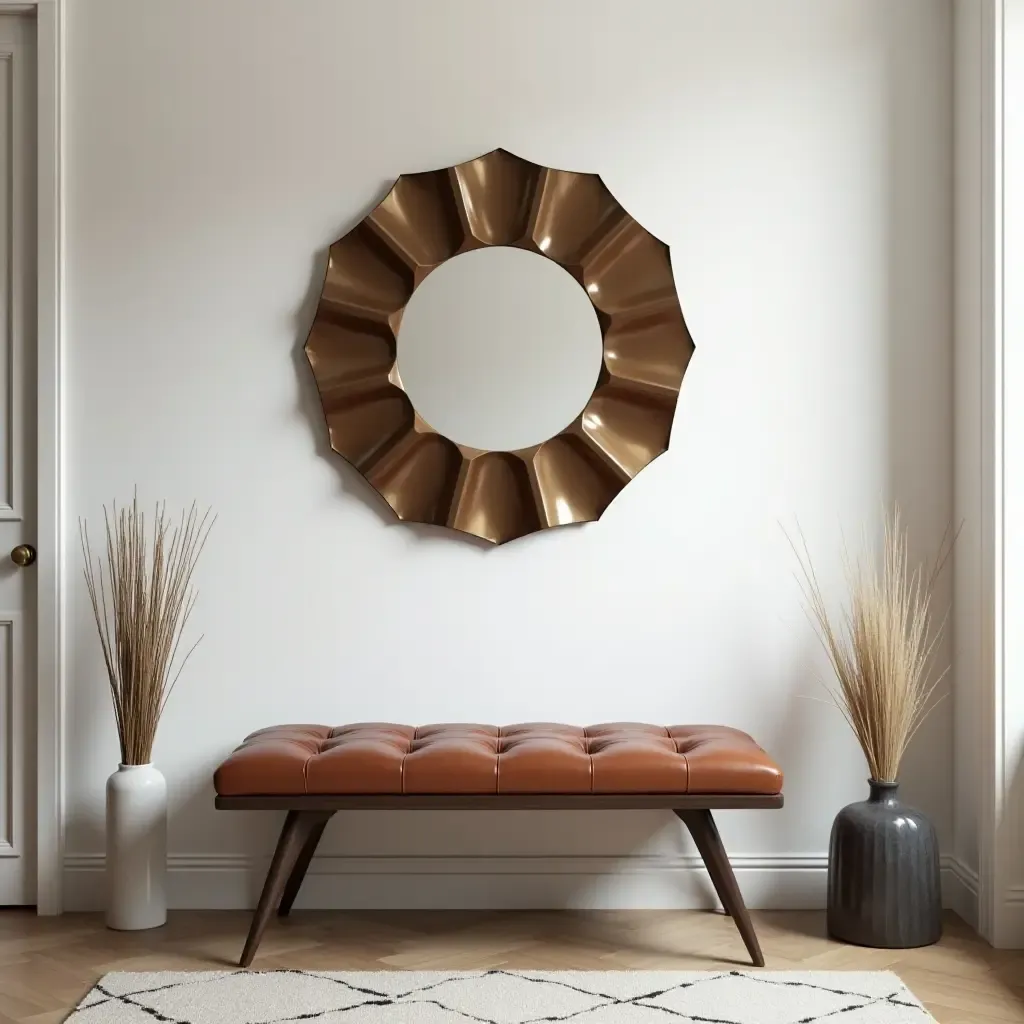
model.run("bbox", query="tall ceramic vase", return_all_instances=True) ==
[827,780,941,947]
[106,763,167,930]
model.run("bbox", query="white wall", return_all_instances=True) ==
[62,0,954,910]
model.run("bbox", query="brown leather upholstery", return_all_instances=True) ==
[214,723,783,797]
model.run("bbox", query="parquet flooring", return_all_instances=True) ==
[0,909,1019,1024]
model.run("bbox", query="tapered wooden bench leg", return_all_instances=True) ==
[240,811,325,968]
[675,808,765,968]
[278,814,331,917]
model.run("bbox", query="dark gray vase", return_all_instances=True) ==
[827,780,942,948]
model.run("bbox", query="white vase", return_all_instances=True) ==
[105,763,167,930]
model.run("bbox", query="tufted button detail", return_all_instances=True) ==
[213,722,783,797]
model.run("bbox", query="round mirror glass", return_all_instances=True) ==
[396,246,603,452]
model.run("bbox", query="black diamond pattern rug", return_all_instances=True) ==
[65,969,936,1023]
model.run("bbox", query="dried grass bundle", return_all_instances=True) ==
[788,507,953,783]
[81,496,214,766]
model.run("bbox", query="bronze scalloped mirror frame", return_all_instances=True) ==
[303,149,695,545]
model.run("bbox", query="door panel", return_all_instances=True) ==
[0,14,36,907]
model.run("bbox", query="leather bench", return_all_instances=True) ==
[214,722,784,968]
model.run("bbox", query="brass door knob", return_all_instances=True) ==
[10,544,35,567]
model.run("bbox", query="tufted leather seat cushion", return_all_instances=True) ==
[213,723,783,797]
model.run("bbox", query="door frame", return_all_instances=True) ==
[954,0,1024,947]
[0,0,64,913]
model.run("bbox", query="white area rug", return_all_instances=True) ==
[66,970,936,1023]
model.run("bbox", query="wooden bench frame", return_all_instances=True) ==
[216,792,783,969]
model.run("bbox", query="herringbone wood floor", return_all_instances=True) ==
[0,909,1019,1024]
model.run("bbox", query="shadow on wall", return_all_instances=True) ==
[759,647,844,858]
[65,753,233,863]
[66,576,122,855]
[69,534,262,862]
[881,2,953,836]
[287,179,495,552]
[234,811,731,917]
[289,182,407,534]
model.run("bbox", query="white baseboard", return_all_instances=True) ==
[63,852,973,916]
[1000,884,1024,946]
[943,855,979,929]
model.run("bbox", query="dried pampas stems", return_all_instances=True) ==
[788,507,955,784]
[81,495,215,766]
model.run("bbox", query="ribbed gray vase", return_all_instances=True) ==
[827,780,942,948]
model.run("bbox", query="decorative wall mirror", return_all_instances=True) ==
[304,149,694,544]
